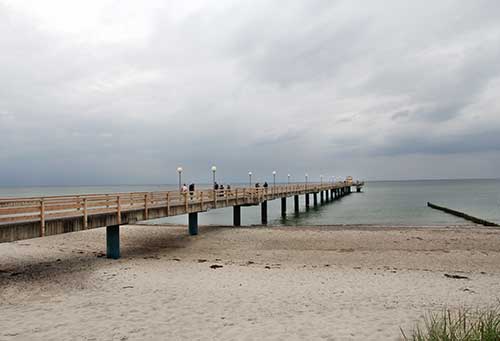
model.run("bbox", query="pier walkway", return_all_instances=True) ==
[0,181,364,258]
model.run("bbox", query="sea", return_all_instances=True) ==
[1,179,499,226]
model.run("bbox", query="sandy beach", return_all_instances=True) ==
[1,224,500,340]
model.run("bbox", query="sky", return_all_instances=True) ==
[1,0,500,186]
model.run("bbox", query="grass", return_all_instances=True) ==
[401,307,500,341]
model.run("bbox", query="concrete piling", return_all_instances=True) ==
[261,200,268,225]
[305,193,310,210]
[313,193,318,207]
[281,197,287,217]
[233,205,241,226]
[106,225,120,259]
[294,195,299,212]
[188,212,198,235]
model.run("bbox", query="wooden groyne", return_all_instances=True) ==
[427,202,499,227]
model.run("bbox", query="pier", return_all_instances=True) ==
[0,181,363,259]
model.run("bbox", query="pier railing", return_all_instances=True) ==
[0,183,360,226]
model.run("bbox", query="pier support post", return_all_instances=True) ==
[106,225,120,259]
[189,212,198,235]
[313,193,318,207]
[357,187,361,192]
[294,195,299,213]
[330,189,334,200]
[261,200,268,225]
[305,194,310,210]
[320,191,324,203]
[233,205,241,226]
[281,197,287,217]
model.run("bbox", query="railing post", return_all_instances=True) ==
[200,191,204,211]
[184,192,188,212]
[83,198,88,229]
[116,195,121,225]
[40,198,45,237]
[144,193,149,220]
[213,189,217,208]
[166,192,170,216]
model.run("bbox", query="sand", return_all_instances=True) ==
[1,224,500,340]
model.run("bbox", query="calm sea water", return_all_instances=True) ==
[1,179,499,226]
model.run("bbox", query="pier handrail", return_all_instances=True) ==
[0,182,361,225]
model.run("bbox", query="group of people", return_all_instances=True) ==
[180,182,232,194]
[181,183,195,193]
[213,182,231,191]
[181,181,272,194]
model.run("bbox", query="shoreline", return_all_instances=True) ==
[1,224,500,340]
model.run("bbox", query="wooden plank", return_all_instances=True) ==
[0,206,41,215]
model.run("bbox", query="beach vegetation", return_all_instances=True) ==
[401,307,500,341]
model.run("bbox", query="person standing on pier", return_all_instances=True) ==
[189,183,195,200]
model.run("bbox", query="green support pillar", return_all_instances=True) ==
[233,205,241,226]
[305,194,310,210]
[261,200,268,225]
[189,212,198,235]
[313,192,318,207]
[281,197,287,217]
[106,225,120,259]
[294,195,299,212]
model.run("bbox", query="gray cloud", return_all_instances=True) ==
[1,0,500,186]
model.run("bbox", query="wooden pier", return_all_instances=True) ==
[0,181,364,258]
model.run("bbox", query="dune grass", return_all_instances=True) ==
[401,307,500,341]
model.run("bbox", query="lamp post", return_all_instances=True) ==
[305,173,308,189]
[287,174,291,185]
[211,165,217,188]
[248,171,252,187]
[272,171,276,187]
[177,166,183,191]
[320,174,323,185]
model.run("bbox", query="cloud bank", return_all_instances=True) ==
[1,0,500,185]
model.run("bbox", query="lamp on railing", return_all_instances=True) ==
[305,173,308,189]
[272,170,276,187]
[320,174,323,185]
[287,174,291,185]
[248,171,252,187]
[211,165,217,188]
[177,166,183,191]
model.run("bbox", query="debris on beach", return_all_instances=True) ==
[210,264,223,269]
[444,273,470,280]
[197,259,207,263]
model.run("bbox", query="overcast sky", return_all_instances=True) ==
[1,0,499,186]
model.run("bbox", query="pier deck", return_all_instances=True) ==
[0,181,364,257]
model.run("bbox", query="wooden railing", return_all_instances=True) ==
[0,183,354,229]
